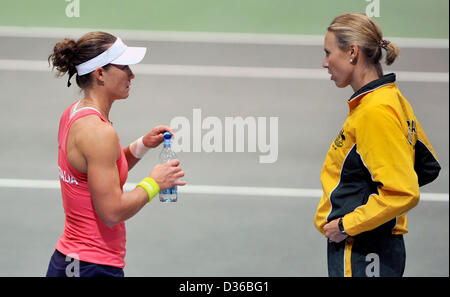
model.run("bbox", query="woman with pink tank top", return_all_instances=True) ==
[46,32,186,277]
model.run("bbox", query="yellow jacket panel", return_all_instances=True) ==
[314,73,441,236]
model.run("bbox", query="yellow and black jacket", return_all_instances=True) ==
[314,74,440,276]
[315,73,440,237]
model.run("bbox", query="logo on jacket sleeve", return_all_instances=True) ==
[333,129,346,150]
[406,120,417,145]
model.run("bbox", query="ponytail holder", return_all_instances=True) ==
[380,39,390,49]
[67,71,76,87]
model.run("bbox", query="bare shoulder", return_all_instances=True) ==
[72,115,119,161]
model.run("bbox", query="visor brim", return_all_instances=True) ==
[111,46,147,65]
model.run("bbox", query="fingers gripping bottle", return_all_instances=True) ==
[159,132,178,202]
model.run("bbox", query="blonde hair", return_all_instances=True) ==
[328,13,400,76]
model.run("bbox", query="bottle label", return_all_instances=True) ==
[161,186,177,195]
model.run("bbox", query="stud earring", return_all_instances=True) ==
[350,58,353,63]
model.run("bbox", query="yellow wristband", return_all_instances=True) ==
[137,177,160,203]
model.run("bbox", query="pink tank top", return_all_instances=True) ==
[55,101,128,268]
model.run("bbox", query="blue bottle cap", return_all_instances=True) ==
[163,132,172,140]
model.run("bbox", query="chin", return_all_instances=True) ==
[117,92,130,100]
[334,80,349,88]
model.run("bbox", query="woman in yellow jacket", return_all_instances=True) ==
[314,13,441,277]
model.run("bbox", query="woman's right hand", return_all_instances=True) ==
[149,159,186,190]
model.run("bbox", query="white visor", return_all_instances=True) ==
[75,37,147,76]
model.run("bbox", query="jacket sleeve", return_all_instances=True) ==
[413,120,441,187]
[343,105,420,236]
[314,193,330,235]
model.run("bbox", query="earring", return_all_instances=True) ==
[350,58,353,63]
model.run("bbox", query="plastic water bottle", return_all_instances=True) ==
[159,132,178,203]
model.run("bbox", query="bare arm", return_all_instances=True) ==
[78,121,184,227]
[124,125,174,171]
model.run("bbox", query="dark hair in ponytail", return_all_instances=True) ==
[48,31,116,89]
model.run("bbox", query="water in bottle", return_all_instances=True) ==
[159,132,178,203]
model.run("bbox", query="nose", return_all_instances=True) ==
[322,57,329,69]
[128,67,135,80]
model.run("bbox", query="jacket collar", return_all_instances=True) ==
[348,73,396,110]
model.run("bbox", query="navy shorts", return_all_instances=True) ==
[46,249,124,277]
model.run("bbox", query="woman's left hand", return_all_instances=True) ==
[323,218,348,243]
[142,126,173,148]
